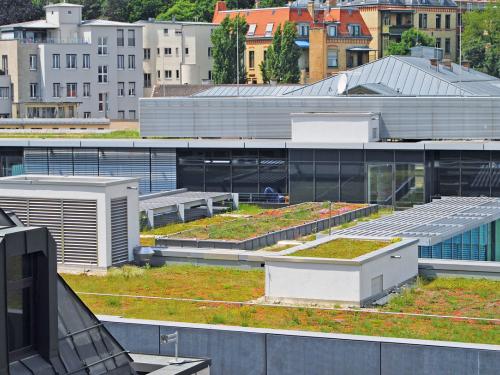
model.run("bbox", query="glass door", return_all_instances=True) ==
[368,163,393,206]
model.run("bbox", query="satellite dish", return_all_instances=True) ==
[337,74,348,95]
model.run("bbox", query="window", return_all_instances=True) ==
[435,14,441,29]
[297,23,309,37]
[0,86,9,99]
[144,73,151,88]
[419,13,428,28]
[128,29,135,46]
[185,47,189,55]
[164,47,172,55]
[265,23,273,37]
[29,83,37,98]
[208,47,212,57]
[117,29,124,46]
[328,25,337,37]
[157,48,160,54]
[175,47,179,56]
[66,54,76,68]
[157,70,161,79]
[249,50,255,69]
[144,48,151,60]
[117,82,124,96]
[29,54,37,70]
[66,82,77,97]
[2,55,8,74]
[52,54,60,69]
[247,24,256,36]
[128,82,135,96]
[84,111,91,118]
[129,110,136,119]
[165,70,172,79]
[83,82,90,97]
[128,54,135,69]
[118,110,125,119]
[117,54,124,69]
[348,24,360,36]
[208,70,212,80]
[52,83,60,97]
[175,30,182,36]
[327,49,338,68]
[98,65,108,83]
[445,14,451,29]
[163,28,169,35]
[176,70,180,79]
[6,255,34,355]
[98,92,106,112]
[83,54,90,69]
[436,37,442,48]
[98,36,108,55]
[445,38,451,53]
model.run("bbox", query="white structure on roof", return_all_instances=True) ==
[0,2,143,120]
[264,236,419,306]
[136,20,216,96]
[0,175,140,269]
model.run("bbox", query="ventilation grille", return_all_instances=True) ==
[0,197,98,265]
[111,197,129,265]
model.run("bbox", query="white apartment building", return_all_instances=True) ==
[137,20,216,96]
[0,2,143,120]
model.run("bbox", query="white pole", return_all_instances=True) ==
[236,0,240,95]
[459,1,463,97]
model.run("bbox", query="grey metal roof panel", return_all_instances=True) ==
[193,85,303,97]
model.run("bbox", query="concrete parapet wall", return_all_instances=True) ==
[101,317,500,375]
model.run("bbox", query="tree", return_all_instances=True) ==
[258,0,286,8]
[211,16,247,84]
[260,22,301,83]
[0,0,44,26]
[101,0,130,21]
[386,28,435,56]
[462,5,500,78]
[128,0,167,22]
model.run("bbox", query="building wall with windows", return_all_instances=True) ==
[352,3,457,60]
[139,20,216,97]
[0,3,143,120]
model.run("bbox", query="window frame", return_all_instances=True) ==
[82,54,91,69]
[97,36,108,55]
[97,65,108,84]
[66,82,77,97]
[52,54,60,69]
[66,54,77,69]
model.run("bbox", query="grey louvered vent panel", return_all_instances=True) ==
[48,148,73,175]
[99,149,151,193]
[62,200,98,264]
[74,148,99,176]
[0,197,97,265]
[0,198,28,225]
[24,148,49,174]
[111,197,128,265]
[151,148,176,192]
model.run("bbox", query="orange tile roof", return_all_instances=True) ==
[212,1,371,39]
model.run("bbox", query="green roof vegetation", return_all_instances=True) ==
[287,238,398,259]
[62,266,500,345]
[0,130,140,139]
[146,202,366,241]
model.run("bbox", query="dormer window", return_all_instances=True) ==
[328,25,337,37]
[248,24,256,36]
[297,23,309,37]
[348,24,361,37]
[265,23,274,37]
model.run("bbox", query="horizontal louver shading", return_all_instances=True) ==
[151,148,176,192]
[0,197,97,265]
[111,197,128,265]
[24,148,49,174]
[48,148,73,175]
[74,148,99,176]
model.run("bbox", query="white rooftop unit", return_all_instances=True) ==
[0,175,140,269]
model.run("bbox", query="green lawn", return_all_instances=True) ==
[287,238,397,259]
[63,266,500,345]
[0,130,140,138]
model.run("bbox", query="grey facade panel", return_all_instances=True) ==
[140,96,500,140]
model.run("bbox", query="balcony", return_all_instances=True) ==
[383,24,413,36]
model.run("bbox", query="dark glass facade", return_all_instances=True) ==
[9,146,500,206]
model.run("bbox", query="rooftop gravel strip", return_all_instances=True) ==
[286,238,400,259]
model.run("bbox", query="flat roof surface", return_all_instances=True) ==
[140,190,233,212]
[337,197,500,246]
[0,174,139,187]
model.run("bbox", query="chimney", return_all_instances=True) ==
[215,1,227,13]
[255,0,261,8]
[307,0,315,20]
[461,60,470,71]
[442,59,452,70]
[430,58,439,72]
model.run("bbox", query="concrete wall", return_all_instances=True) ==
[101,317,500,375]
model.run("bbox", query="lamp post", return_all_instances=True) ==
[328,200,332,236]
